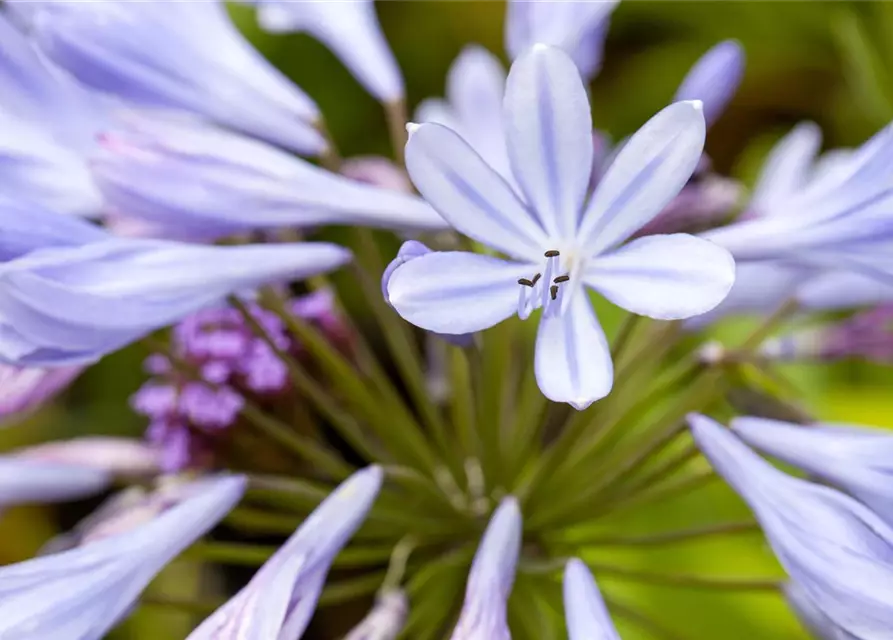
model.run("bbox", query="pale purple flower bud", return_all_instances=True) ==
[450,497,522,640]
[14,437,161,477]
[27,1,325,154]
[0,458,110,510]
[341,156,413,194]
[674,40,745,128]
[187,466,383,639]
[250,0,404,103]
[563,559,621,640]
[343,589,409,640]
[783,581,856,640]
[0,474,245,639]
[0,363,83,422]
[689,413,893,638]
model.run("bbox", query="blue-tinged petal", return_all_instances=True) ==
[30,2,324,155]
[381,241,433,304]
[405,122,547,260]
[188,466,382,640]
[93,117,446,239]
[343,590,408,640]
[450,497,521,640]
[585,234,735,320]
[578,101,706,255]
[749,122,823,215]
[15,437,160,476]
[0,239,351,366]
[504,45,593,239]
[797,270,893,310]
[0,197,108,261]
[0,474,244,640]
[784,581,858,640]
[252,0,403,103]
[504,0,618,79]
[0,458,110,508]
[0,364,84,422]
[689,413,893,638]
[563,559,621,640]
[535,292,612,409]
[732,417,893,524]
[674,40,744,128]
[387,251,531,335]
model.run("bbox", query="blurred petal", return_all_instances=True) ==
[797,270,893,310]
[784,581,857,640]
[16,437,160,476]
[504,45,593,238]
[93,117,445,239]
[674,40,745,127]
[0,458,109,508]
[0,239,351,366]
[0,474,244,639]
[30,2,324,154]
[343,590,408,640]
[749,122,823,215]
[405,123,547,260]
[188,466,382,639]
[563,559,621,640]
[585,234,735,320]
[0,364,83,422]
[341,156,413,193]
[254,0,403,103]
[579,101,706,254]
[0,198,107,261]
[387,251,531,335]
[381,240,433,304]
[450,497,521,640]
[535,293,612,409]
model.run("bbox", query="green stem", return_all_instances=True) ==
[610,313,642,361]
[605,597,689,640]
[381,535,419,592]
[566,521,760,547]
[185,541,275,566]
[140,594,222,616]
[587,563,782,591]
[385,99,409,166]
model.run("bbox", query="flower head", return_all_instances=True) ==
[26,1,324,154]
[0,474,245,639]
[389,45,734,407]
[450,497,522,640]
[188,466,383,639]
[563,559,621,640]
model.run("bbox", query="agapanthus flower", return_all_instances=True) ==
[0,363,83,421]
[505,0,619,78]
[187,466,382,639]
[450,497,522,640]
[0,13,105,217]
[388,45,734,407]
[245,0,404,104]
[24,1,325,154]
[731,416,893,524]
[563,559,621,640]
[690,413,893,637]
[92,115,446,240]
[0,237,350,366]
[0,474,244,639]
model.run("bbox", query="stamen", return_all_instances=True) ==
[554,275,570,284]
[531,273,542,286]
[544,250,560,258]
[550,285,559,301]
[518,278,534,287]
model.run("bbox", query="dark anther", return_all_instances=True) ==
[544,250,560,258]
[550,285,559,300]
[531,273,542,286]
[553,275,570,283]
[518,278,534,287]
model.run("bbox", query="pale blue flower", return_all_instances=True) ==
[92,116,446,240]
[450,497,522,640]
[0,237,351,366]
[563,559,621,640]
[389,46,734,408]
[732,416,893,525]
[0,197,107,261]
[0,14,104,216]
[505,0,619,78]
[0,474,245,640]
[343,590,408,640]
[25,1,325,154]
[187,466,383,639]
[784,581,857,640]
[674,40,745,127]
[690,413,893,638]
[246,0,403,103]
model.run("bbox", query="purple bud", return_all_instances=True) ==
[674,40,745,127]
[563,559,621,640]
[343,589,409,640]
[634,175,743,238]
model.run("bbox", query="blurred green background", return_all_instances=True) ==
[3,1,893,638]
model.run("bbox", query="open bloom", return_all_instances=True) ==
[92,116,446,240]
[26,1,324,154]
[247,0,403,104]
[690,413,893,638]
[0,237,351,366]
[505,0,618,78]
[563,559,621,640]
[388,45,734,407]
[188,466,383,639]
[731,416,893,524]
[0,14,104,216]
[0,474,244,639]
[450,498,522,640]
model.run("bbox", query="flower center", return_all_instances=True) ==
[516,250,572,320]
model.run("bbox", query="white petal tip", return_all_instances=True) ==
[569,399,596,411]
[686,99,705,112]
[531,43,552,53]
[405,122,421,136]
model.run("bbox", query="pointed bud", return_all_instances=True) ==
[343,589,409,640]
[563,559,621,640]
